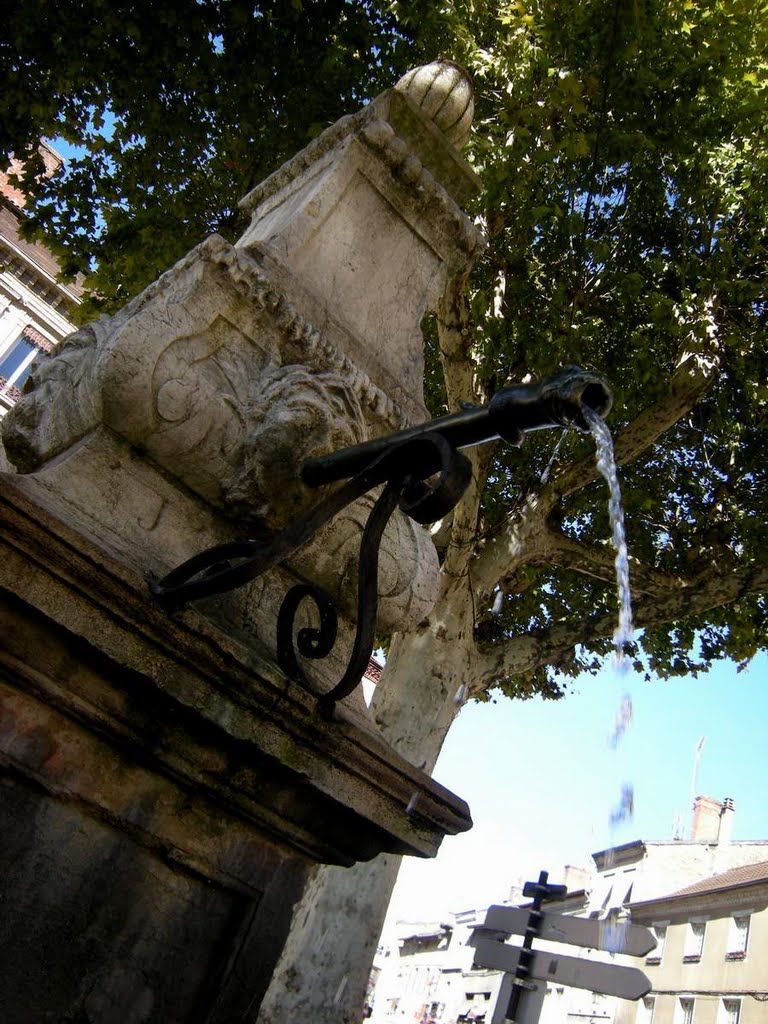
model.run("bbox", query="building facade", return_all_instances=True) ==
[0,142,82,418]
[370,909,504,1024]
[622,861,768,1024]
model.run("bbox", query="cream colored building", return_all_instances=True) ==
[370,798,768,1024]
[549,798,768,1024]
[622,860,768,1024]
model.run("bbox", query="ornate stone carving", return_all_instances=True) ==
[3,321,103,473]
[394,61,475,149]
[299,491,440,631]
[2,238,404,492]
[202,237,409,430]
[358,119,482,256]
[224,363,368,529]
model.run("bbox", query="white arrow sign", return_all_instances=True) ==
[473,936,652,1001]
[482,906,657,958]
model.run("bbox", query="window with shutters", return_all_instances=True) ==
[726,915,750,960]
[683,922,705,962]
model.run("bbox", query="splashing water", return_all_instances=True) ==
[608,691,633,749]
[609,782,635,827]
[582,405,634,668]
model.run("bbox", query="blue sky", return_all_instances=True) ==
[386,651,768,921]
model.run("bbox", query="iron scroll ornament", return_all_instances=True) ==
[150,364,613,713]
[150,432,473,714]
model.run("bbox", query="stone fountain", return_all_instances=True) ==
[0,62,483,1022]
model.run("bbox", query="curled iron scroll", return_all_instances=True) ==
[277,481,402,715]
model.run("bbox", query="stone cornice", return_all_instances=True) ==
[593,840,647,869]
[98,233,414,435]
[202,235,410,431]
[0,203,82,307]
[0,473,472,867]
[358,118,485,258]
[239,111,365,214]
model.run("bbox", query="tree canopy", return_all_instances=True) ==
[2,0,439,311]
[3,0,767,702]
[427,0,768,696]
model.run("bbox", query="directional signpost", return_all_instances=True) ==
[473,936,653,1000]
[471,871,656,1024]
[482,905,658,958]
[490,974,546,1024]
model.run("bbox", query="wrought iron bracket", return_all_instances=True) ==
[150,432,473,715]
[150,364,612,715]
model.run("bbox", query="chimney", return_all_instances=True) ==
[506,874,527,905]
[692,795,723,841]
[718,797,735,846]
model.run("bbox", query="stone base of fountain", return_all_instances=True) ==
[0,474,471,1021]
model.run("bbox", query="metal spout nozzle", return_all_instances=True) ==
[488,364,613,441]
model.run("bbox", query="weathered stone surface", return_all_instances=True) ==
[395,60,475,149]
[251,72,485,1024]
[1,476,470,858]
[4,237,394,497]
[2,78,483,657]
[238,89,482,415]
[0,474,471,1021]
[2,236,441,634]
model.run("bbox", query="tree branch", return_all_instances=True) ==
[556,307,721,497]
[470,487,555,599]
[469,326,721,598]
[437,273,492,581]
[468,560,768,695]
[542,528,690,598]
[436,271,477,408]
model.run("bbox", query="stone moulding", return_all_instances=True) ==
[234,89,485,418]
[1,232,442,632]
[0,475,472,866]
[0,66,485,1021]
[357,118,482,257]
[0,468,471,1021]
[2,234,411,480]
[1,72,486,685]
[203,236,410,433]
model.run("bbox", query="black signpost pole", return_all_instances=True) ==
[504,870,567,1023]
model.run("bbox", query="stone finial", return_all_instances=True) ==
[395,60,474,149]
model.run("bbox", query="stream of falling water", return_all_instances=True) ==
[582,405,637,950]
[583,405,634,667]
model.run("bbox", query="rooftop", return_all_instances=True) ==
[628,859,768,918]
[665,860,768,899]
